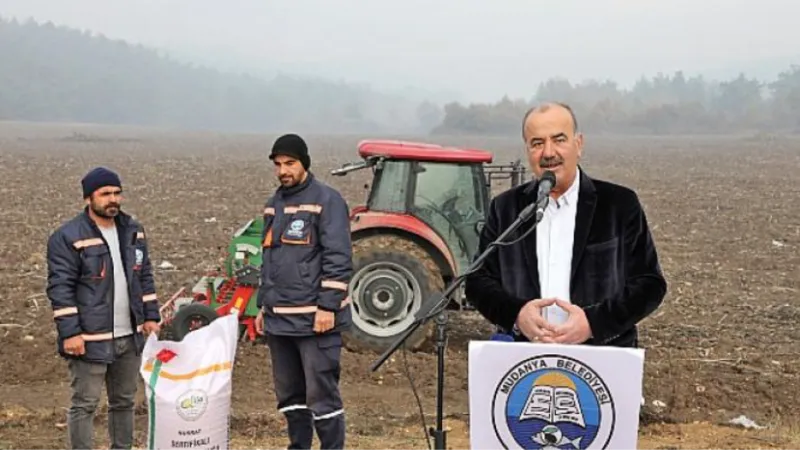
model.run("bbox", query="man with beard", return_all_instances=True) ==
[46,167,160,449]
[465,102,667,348]
[254,134,353,450]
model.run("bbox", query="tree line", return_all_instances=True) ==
[3,16,799,137]
[431,67,800,135]
[0,16,429,134]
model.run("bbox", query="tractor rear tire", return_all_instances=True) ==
[344,234,445,353]
[166,303,219,342]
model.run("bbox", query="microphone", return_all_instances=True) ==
[519,170,557,222]
[534,170,556,221]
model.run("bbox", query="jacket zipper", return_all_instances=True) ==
[92,229,114,355]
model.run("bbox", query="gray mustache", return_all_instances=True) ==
[539,157,563,167]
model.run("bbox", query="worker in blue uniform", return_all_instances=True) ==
[46,167,161,450]
[255,133,353,450]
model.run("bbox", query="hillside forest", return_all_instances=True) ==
[2,16,799,136]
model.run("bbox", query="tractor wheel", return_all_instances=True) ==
[345,234,445,353]
[166,303,219,342]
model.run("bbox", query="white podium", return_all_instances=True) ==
[468,341,644,449]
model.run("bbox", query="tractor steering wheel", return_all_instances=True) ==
[440,195,481,229]
[414,195,450,220]
[440,196,461,220]
[413,195,470,254]
[414,194,459,226]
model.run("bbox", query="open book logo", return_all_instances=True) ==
[491,355,615,449]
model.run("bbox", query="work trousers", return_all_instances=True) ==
[67,335,140,450]
[266,332,345,450]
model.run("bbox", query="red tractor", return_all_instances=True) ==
[158,139,527,352]
[333,139,527,352]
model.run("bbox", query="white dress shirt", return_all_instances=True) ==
[537,169,580,325]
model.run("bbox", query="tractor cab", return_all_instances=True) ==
[334,140,523,272]
[334,140,526,276]
[332,140,527,351]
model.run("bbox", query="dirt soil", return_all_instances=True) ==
[0,122,798,449]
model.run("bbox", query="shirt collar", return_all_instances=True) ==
[553,168,580,208]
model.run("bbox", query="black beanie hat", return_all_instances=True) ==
[269,133,310,170]
[81,167,121,198]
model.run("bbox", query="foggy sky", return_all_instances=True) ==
[1,0,797,103]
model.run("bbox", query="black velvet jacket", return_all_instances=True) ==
[464,169,667,347]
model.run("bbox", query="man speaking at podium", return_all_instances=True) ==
[464,102,667,348]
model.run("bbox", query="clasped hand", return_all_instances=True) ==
[515,298,591,345]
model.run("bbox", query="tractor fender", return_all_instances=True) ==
[350,210,457,279]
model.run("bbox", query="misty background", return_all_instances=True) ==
[1,0,799,135]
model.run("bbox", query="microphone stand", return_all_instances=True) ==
[370,194,550,450]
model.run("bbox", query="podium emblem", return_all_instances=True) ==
[491,354,616,449]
